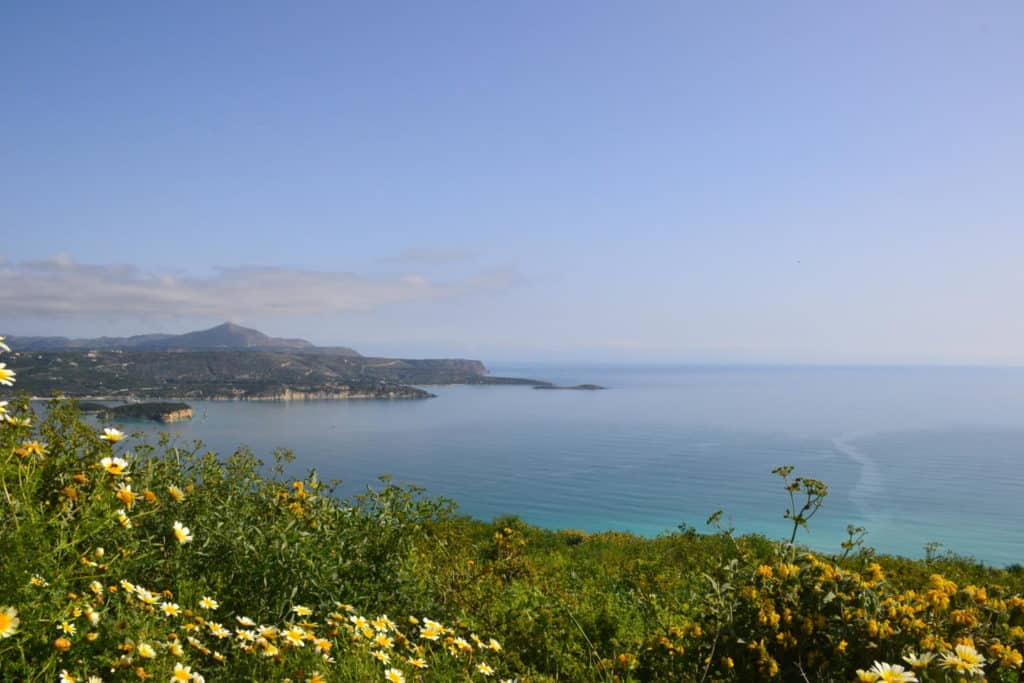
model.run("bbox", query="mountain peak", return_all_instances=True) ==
[5,323,357,354]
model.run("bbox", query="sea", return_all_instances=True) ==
[97,364,1024,567]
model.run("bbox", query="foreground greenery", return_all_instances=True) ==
[2,350,1023,681]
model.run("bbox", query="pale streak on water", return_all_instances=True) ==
[100,364,1024,567]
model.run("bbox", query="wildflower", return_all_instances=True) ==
[307,674,325,683]
[372,650,392,664]
[407,657,428,669]
[15,440,46,458]
[116,483,137,510]
[171,663,194,681]
[143,489,157,502]
[90,580,104,595]
[453,636,473,653]
[30,574,49,587]
[0,606,19,638]
[0,400,7,416]
[313,638,332,654]
[161,603,181,617]
[292,605,313,616]
[0,363,15,385]
[488,637,502,652]
[172,522,193,544]
[55,636,72,651]
[101,456,130,476]
[138,643,156,659]
[373,632,394,649]
[384,669,405,683]
[59,671,76,683]
[206,623,228,639]
[88,677,103,683]
[100,428,126,442]
[261,642,280,657]
[0,336,8,352]
[235,629,256,642]
[940,644,986,676]
[420,621,444,641]
[868,661,918,682]
[282,626,305,647]
[236,615,256,627]
[167,485,185,502]
[60,620,77,635]
[477,662,495,676]
[198,597,218,610]
[116,509,132,528]
[6,415,31,427]
[902,652,935,669]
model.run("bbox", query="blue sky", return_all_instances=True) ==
[3,2,1023,363]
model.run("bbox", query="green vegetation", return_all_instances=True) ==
[1,345,1023,681]
[103,402,193,423]
[4,351,470,400]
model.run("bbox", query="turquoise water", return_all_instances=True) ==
[107,365,1024,567]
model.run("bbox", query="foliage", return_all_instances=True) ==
[1,340,1023,681]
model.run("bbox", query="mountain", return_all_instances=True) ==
[6,323,361,356]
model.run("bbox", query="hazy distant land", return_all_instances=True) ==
[4,323,601,400]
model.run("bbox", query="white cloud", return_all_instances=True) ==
[0,256,516,318]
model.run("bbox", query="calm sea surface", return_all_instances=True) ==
[107,365,1024,567]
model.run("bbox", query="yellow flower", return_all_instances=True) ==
[161,603,181,617]
[167,485,186,502]
[284,627,307,647]
[199,597,218,610]
[117,509,132,529]
[477,662,495,676]
[407,657,427,669]
[172,522,193,544]
[15,440,47,458]
[0,606,19,638]
[116,483,137,510]
[902,652,935,669]
[171,663,193,681]
[855,670,879,682]
[101,428,126,442]
[292,605,313,616]
[0,363,16,386]
[940,644,985,676]
[488,637,502,652]
[59,671,76,683]
[138,642,156,658]
[868,661,918,682]
[101,456,130,476]
[30,575,48,587]
[384,669,405,683]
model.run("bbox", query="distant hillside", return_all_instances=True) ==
[6,323,360,356]
[3,350,485,400]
